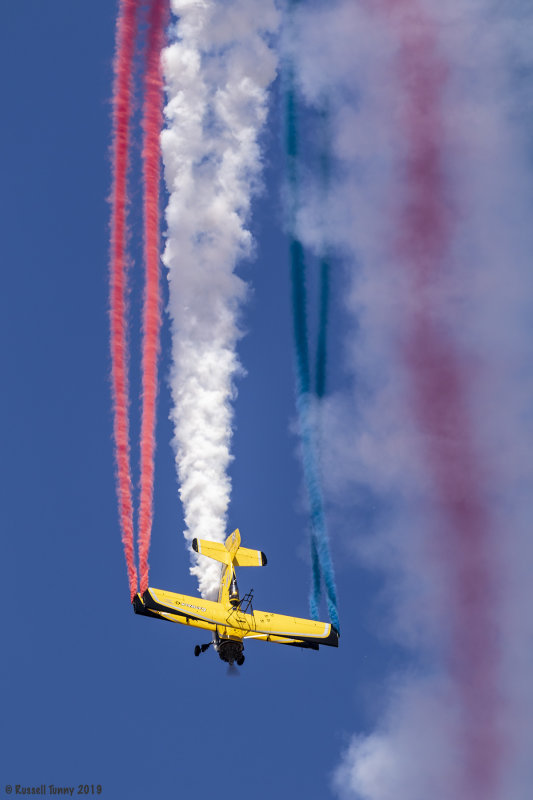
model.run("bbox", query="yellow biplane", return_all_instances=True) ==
[133,528,339,666]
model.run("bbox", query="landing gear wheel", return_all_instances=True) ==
[236,655,245,666]
[194,645,201,657]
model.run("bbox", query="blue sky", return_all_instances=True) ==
[0,4,401,799]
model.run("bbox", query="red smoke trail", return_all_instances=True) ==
[380,3,503,797]
[138,0,168,594]
[110,0,139,599]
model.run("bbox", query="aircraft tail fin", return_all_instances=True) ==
[224,527,241,559]
[192,530,267,567]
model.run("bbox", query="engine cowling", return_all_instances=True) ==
[217,638,244,664]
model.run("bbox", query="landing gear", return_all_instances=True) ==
[236,655,245,666]
[194,642,212,657]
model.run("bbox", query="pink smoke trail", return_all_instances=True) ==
[383,2,503,796]
[138,0,168,595]
[110,0,139,600]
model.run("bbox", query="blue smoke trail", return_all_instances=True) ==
[298,392,339,629]
[315,109,331,402]
[315,257,330,400]
[283,47,339,631]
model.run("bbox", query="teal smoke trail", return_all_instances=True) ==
[315,111,331,402]
[298,392,340,628]
[283,56,339,631]
[315,257,330,400]
[313,139,333,620]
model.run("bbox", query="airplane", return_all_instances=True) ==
[132,528,339,666]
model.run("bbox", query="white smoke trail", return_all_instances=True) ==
[289,0,533,797]
[161,0,279,598]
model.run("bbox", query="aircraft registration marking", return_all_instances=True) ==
[151,589,207,614]
[177,601,207,612]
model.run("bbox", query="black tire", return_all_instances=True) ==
[236,655,245,666]
[194,645,201,657]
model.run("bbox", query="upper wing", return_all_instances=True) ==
[133,587,339,649]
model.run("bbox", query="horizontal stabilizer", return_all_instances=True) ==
[192,538,230,565]
[192,536,267,567]
[234,546,267,567]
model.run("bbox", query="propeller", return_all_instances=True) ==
[226,662,240,677]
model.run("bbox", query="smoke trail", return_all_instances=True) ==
[109,0,139,599]
[298,394,340,628]
[285,91,322,615]
[289,0,533,797]
[137,0,168,595]
[283,36,339,629]
[315,110,332,402]
[161,0,279,598]
[315,256,330,400]
[391,3,502,794]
